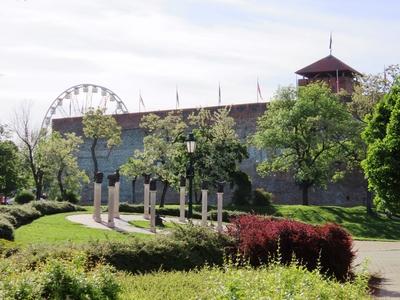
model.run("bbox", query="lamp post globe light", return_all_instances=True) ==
[186,132,196,219]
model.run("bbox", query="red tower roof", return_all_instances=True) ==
[296,55,360,77]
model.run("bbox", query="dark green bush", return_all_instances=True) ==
[57,191,79,204]
[29,200,80,215]
[119,203,244,222]
[253,188,273,206]
[231,171,252,206]
[14,190,35,204]
[0,216,14,241]
[85,225,232,274]
[0,205,41,227]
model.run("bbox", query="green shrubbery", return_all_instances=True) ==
[252,188,273,206]
[231,171,252,205]
[119,261,370,300]
[14,190,35,204]
[0,201,83,241]
[119,203,246,222]
[0,255,120,300]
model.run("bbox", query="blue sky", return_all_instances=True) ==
[0,0,399,126]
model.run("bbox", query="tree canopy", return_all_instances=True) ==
[362,80,400,214]
[37,132,88,201]
[82,108,122,177]
[0,140,25,196]
[252,83,357,205]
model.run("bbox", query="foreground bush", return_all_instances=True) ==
[6,225,232,274]
[119,261,370,300]
[0,255,120,300]
[226,215,355,280]
[86,225,232,273]
[14,190,35,204]
[0,201,83,241]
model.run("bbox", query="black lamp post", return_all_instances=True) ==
[186,132,196,219]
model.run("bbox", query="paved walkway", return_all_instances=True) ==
[66,213,216,235]
[354,241,400,299]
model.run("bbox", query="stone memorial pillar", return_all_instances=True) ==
[143,174,151,220]
[149,179,157,233]
[107,174,117,228]
[114,169,120,218]
[179,176,186,223]
[201,181,208,226]
[216,182,224,233]
[93,172,103,223]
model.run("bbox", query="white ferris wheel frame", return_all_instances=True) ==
[41,83,129,133]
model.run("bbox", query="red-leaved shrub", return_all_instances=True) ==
[226,215,355,280]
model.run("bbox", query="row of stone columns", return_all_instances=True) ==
[92,171,121,228]
[148,176,224,232]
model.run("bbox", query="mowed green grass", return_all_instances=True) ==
[14,212,152,246]
[223,204,400,241]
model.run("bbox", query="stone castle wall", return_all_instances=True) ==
[52,102,367,206]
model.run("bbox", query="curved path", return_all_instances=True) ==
[66,213,215,235]
[354,241,400,299]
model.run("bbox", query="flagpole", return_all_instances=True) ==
[219,82,221,106]
[336,69,339,93]
[256,77,259,103]
[329,32,332,55]
[176,85,179,109]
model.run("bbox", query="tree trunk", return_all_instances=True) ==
[159,181,169,207]
[131,177,137,203]
[57,167,66,200]
[301,185,309,205]
[90,137,98,177]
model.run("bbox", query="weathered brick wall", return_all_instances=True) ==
[52,102,366,206]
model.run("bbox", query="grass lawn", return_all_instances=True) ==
[14,211,152,246]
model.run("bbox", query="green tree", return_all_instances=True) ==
[122,112,187,207]
[344,65,400,213]
[361,80,400,214]
[349,64,400,122]
[0,140,25,196]
[188,108,248,193]
[252,83,357,205]
[82,108,122,177]
[37,132,89,201]
[13,104,44,200]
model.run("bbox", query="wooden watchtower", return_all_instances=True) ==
[295,55,360,96]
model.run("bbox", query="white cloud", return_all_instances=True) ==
[0,0,399,127]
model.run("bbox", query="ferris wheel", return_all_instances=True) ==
[41,84,129,133]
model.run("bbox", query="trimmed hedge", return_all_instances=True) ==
[119,203,246,222]
[85,225,232,274]
[0,216,14,241]
[14,190,35,204]
[7,225,233,274]
[226,215,355,280]
[0,201,84,241]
